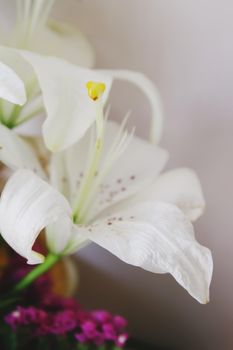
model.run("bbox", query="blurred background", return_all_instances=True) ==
[53,1,232,349]
[2,0,233,349]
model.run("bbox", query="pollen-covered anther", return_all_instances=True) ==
[86,81,106,101]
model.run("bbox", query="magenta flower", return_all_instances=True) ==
[43,310,77,335]
[113,315,128,330]
[5,306,47,330]
[102,322,116,341]
[116,333,129,347]
[5,301,129,347]
[91,310,111,323]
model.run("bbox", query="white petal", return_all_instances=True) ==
[0,123,45,177]
[88,121,168,220]
[62,130,91,202]
[99,69,163,144]
[49,151,71,199]
[43,148,75,253]
[133,168,205,222]
[0,46,35,89]
[62,224,90,255]
[82,201,213,303]
[46,216,72,254]
[20,52,113,151]
[0,46,40,123]
[29,20,95,68]
[56,120,168,221]
[0,169,71,264]
[0,60,26,105]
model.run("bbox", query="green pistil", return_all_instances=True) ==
[72,100,105,224]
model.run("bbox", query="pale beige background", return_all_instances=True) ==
[2,0,233,349]
[55,1,232,349]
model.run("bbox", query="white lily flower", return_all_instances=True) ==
[0,0,97,149]
[0,83,212,303]
[0,1,163,151]
[5,0,95,67]
[0,48,115,150]
[0,51,163,151]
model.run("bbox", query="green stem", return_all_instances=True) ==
[13,253,60,293]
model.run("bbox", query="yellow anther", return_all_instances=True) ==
[86,81,106,101]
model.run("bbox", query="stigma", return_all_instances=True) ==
[86,81,106,101]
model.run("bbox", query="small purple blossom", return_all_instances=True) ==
[81,320,97,337]
[5,306,47,330]
[77,319,104,346]
[4,309,23,329]
[75,311,129,347]
[116,333,129,347]
[91,310,111,323]
[113,315,128,330]
[2,248,129,348]
[102,322,116,341]
[42,310,77,335]
[5,302,128,347]
[75,333,87,343]
[1,242,129,348]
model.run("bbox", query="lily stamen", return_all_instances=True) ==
[81,115,134,223]
[72,84,135,224]
[72,82,106,223]
[86,81,106,101]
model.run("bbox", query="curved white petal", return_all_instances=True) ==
[0,46,35,88]
[46,216,72,254]
[82,201,213,303]
[0,60,26,105]
[44,148,89,253]
[88,121,168,220]
[62,224,90,256]
[0,46,40,123]
[0,123,45,177]
[20,52,113,152]
[63,120,168,221]
[0,169,71,264]
[99,69,163,144]
[133,168,205,222]
[29,20,95,68]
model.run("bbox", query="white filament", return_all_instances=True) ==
[16,0,55,46]
[77,112,134,223]
[72,100,105,223]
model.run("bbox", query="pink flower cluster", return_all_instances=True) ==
[5,298,128,348]
[75,310,128,347]
[2,247,129,348]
